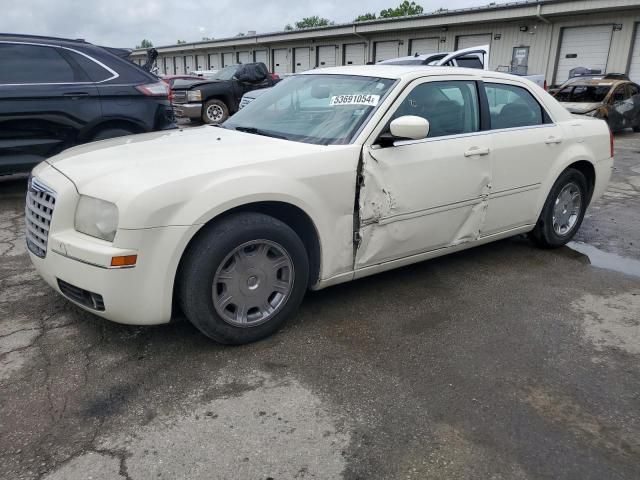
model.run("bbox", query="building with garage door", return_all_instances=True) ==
[131,0,640,86]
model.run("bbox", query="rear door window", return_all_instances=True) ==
[484,83,548,129]
[65,50,114,82]
[0,43,79,84]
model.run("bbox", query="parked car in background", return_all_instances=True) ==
[380,45,547,89]
[0,34,175,176]
[553,76,640,132]
[189,69,220,79]
[28,65,612,345]
[171,63,276,124]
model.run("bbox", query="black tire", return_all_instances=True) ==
[91,128,135,141]
[201,99,229,124]
[178,212,309,345]
[529,168,589,249]
[633,125,640,133]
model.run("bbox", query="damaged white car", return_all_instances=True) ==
[28,66,613,344]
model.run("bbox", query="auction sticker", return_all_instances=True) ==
[329,94,380,106]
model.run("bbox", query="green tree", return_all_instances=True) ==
[355,12,377,22]
[176,39,187,44]
[285,16,333,30]
[135,39,153,49]
[379,1,423,18]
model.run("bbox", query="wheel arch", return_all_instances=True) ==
[172,200,323,316]
[82,118,146,142]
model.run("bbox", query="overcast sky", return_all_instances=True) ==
[1,0,511,48]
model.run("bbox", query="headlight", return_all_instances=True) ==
[187,90,202,102]
[75,195,119,242]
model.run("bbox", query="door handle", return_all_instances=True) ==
[545,136,563,144]
[63,92,90,98]
[464,146,490,157]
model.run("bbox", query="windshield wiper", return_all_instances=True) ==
[234,126,288,140]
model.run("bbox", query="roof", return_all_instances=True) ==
[562,78,631,87]
[301,65,525,82]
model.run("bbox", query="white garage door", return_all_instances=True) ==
[184,55,195,73]
[164,57,174,75]
[317,45,337,68]
[628,27,640,83]
[222,52,234,66]
[174,56,184,74]
[344,43,366,65]
[375,41,400,62]
[254,50,268,66]
[556,25,613,83]
[410,38,439,55]
[456,34,492,50]
[208,53,220,69]
[294,47,311,72]
[272,48,288,74]
[237,51,250,64]
[195,55,206,70]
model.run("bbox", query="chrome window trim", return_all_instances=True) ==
[391,123,558,148]
[0,40,120,86]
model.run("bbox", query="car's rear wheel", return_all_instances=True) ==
[178,212,309,344]
[202,99,229,124]
[529,168,589,248]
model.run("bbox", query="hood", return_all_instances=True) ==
[559,102,601,114]
[47,126,325,202]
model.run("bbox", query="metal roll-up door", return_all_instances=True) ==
[165,57,175,75]
[208,53,220,69]
[555,25,613,83]
[196,55,206,70]
[272,48,288,74]
[254,50,268,66]
[317,45,337,68]
[456,34,492,50]
[374,41,400,62]
[222,52,234,66]
[174,56,185,74]
[237,51,250,64]
[628,26,640,83]
[410,38,439,55]
[184,55,194,73]
[294,47,311,71]
[344,43,366,65]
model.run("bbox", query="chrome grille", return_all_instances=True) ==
[172,91,187,104]
[25,177,57,258]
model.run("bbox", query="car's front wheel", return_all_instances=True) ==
[178,213,309,344]
[529,168,589,248]
[202,99,229,124]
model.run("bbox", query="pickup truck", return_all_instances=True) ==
[172,62,276,124]
[379,45,547,89]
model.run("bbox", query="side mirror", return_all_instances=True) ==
[389,115,430,140]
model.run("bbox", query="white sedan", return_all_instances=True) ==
[27,66,613,344]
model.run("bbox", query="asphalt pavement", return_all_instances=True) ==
[1,132,639,480]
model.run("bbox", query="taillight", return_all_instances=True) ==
[135,81,170,97]
[610,129,614,158]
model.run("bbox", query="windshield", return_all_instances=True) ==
[224,74,396,145]
[555,84,611,103]
[215,65,240,80]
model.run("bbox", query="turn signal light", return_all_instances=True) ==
[111,255,138,267]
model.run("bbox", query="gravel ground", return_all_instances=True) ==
[1,132,639,480]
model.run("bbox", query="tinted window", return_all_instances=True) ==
[554,85,610,103]
[612,86,627,102]
[391,81,479,137]
[456,56,483,69]
[628,84,640,96]
[485,83,545,129]
[0,43,77,84]
[67,51,112,82]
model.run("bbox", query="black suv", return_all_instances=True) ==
[0,34,176,175]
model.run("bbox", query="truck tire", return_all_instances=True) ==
[202,99,229,124]
[178,212,309,344]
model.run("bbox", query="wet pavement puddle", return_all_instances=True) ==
[567,241,640,278]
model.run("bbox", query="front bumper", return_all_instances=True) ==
[172,102,202,119]
[27,164,199,325]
